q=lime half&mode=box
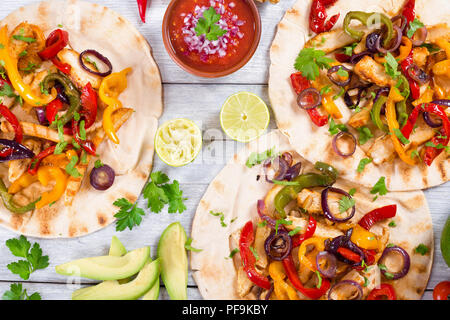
[220,92,270,142]
[155,118,202,167]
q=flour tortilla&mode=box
[268,0,450,191]
[0,0,162,238]
[191,130,433,300]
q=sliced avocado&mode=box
[109,236,127,257]
[72,259,160,300]
[142,277,160,300]
[157,222,188,300]
[55,247,150,280]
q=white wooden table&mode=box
[0,0,448,300]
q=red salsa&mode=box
[168,0,256,73]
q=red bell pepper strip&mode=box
[239,221,271,290]
[292,215,317,248]
[80,83,98,129]
[0,147,13,158]
[400,103,421,139]
[400,52,420,100]
[51,57,71,75]
[137,0,148,23]
[27,145,56,175]
[282,255,331,299]
[309,0,339,34]
[0,104,23,143]
[401,0,415,24]
[424,127,449,166]
[46,99,64,124]
[367,283,397,300]
[72,120,97,156]
[290,72,328,127]
[358,205,397,230]
[337,247,362,263]
[39,29,69,60]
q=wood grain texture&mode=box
[0,0,448,300]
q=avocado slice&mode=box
[157,222,188,300]
[109,236,127,257]
[55,247,150,280]
[142,277,160,300]
[72,259,161,300]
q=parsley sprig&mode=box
[2,283,41,300]
[5,236,49,280]
[294,47,333,80]
[195,7,228,41]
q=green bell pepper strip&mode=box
[0,179,39,214]
[395,75,410,128]
[43,72,81,129]
[343,11,393,47]
[370,95,389,133]
[274,162,338,218]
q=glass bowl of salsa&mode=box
[162,0,261,78]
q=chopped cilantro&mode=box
[294,47,333,80]
[357,158,372,173]
[338,196,355,213]
[414,243,429,256]
[370,177,388,198]
[357,126,374,145]
[246,147,279,168]
[328,117,348,135]
[184,237,202,252]
[407,18,425,39]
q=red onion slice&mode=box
[327,65,352,87]
[263,156,289,183]
[378,245,410,280]
[325,230,366,267]
[366,32,381,53]
[264,230,292,261]
[90,164,115,190]
[321,187,356,222]
[406,64,429,84]
[316,251,337,278]
[431,99,450,108]
[423,112,442,128]
[284,162,302,181]
[391,15,407,33]
[376,25,402,54]
[35,107,49,126]
[79,49,113,77]
[332,131,356,158]
[297,88,321,110]
[328,280,363,300]
[411,27,427,46]
[257,200,277,228]
[350,51,372,64]
[281,152,293,166]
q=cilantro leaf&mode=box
[393,128,410,144]
[357,158,372,173]
[65,155,82,178]
[383,52,401,79]
[388,220,396,227]
[249,246,259,261]
[414,243,429,256]
[338,196,355,213]
[209,211,227,227]
[6,236,31,258]
[226,248,239,259]
[195,7,228,41]
[275,219,292,235]
[246,147,279,168]
[407,18,425,39]
[328,117,348,135]
[12,35,36,43]
[288,227,302,236]
[7,260,31,280]
[94,159,104,168]
[162,180,187,213]
[357,126,374,145]
[370,177,388,198]
[27,243,49,271]
[0,82,18,98]
[294,48,333,80]
[2,283,41,300]
[113,198,146,231]
[184,237,202,252]
[144,182,168,213]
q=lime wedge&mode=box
[155,118,202,167]
[220,92,270,142]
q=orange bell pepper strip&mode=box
[99,68,132,144]
[268,261,299,300]
[350,225,379,250]
[386,87,416,166]
[35,166,68,209]
[298,237,326,272]
[375,37,412,63]
[432,38,450,77]
[0,26,57,106]
[412,87,434,107]
[8,173,39,194]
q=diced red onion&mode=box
[79,50,113,77]
[332,131,356,158]
[321,187,356,222]
[378,245,410,280]
[264,230,292,261]
[327,65,352,87]
[376,25,402,54]
[316,251,337,278]
[297,88,321,110]
[328,280,363,300]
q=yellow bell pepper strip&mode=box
[386,87,416,166]
[99,68,132,144]
[312,72,342,119]
[298,237,326,272]
[375,37,412,64]
[350,225,379,250]
[435,38,450,58]
[35,166,68,209]
[0,26,57,106]
[8,172,38,194]
[268,261,299,300]
[432,38,450,77]
[412,87,434,107]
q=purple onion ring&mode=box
[321,187,356,222]
[411,27,427,46]
[391,15,407,33]
[281,152,293,166]
[376,25,402,54]
[257,200,277,228]
[316,251,337,278]
[350,51,372,64]
[79,49,113,77]
[423,112,442,128]
[90,164,115,191]
[431,99,450,108]
[407,64,429,84]
[35,107,49,126]
[263,156,289,183]
[328,280,363,300]
[332,131,357,158]
[378,245,411,280]
[327,65,352,87]
[264,229,292,261]
[284,162,302,181]
[325,229,366,267]
[297,87,321,110]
